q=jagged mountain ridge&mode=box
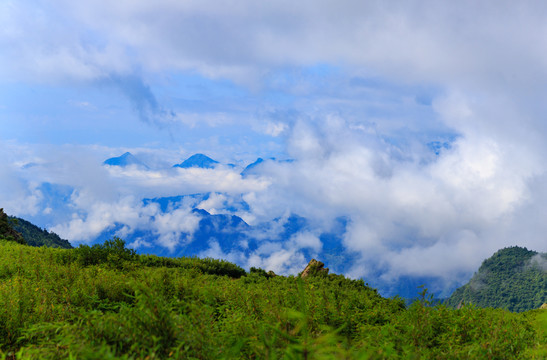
[95,194,343,261]
[103,152,292,176]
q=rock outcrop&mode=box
[300,259,329,278]
[540,303,547,310]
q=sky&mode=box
[2,0,547,294]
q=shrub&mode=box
[73,237,136,269]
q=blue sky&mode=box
[2,0,547,292]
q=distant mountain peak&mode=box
[103,152,149,169]
[174,153,219,169]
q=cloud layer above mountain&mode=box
[2,1,547,295]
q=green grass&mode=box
[0,238,544,359]
[523,309,547,359]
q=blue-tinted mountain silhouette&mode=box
[241,157,295,177]
[94,193,346,263]
[103,152,149,168]
[173,154,219,169]
[241,158,264,177]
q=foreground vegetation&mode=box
[0,238,545,359]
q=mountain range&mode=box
[103,152,274,175]
[95,193,349,270]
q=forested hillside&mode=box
[8,216,72,249]
[0,208,25,245]
[0,238,545,359]
[446,246,547,312]
[1,209,72,249]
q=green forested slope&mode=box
[0,208,25,245]
[0,239,545,359]
[446,246,547,312]
[9,216,72,249]
[0,208,72,249]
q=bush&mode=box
[139,254,246,278]
[73,237,136,269]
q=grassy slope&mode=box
[529,310,547,357]
[0,239,544,359]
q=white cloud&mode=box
[235,107,545,290]
[529,254,547,272]
[245,246,308,275]
[151,207,201,250]
[198,240,248,265]
[50,196,148,242]
[0,144,45,216]
[105,165,269,197]
[262,121,289,137]
[196,193,227,215]
[2,0,547,93]
[291,232,322,253]
[129,237,153,250]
